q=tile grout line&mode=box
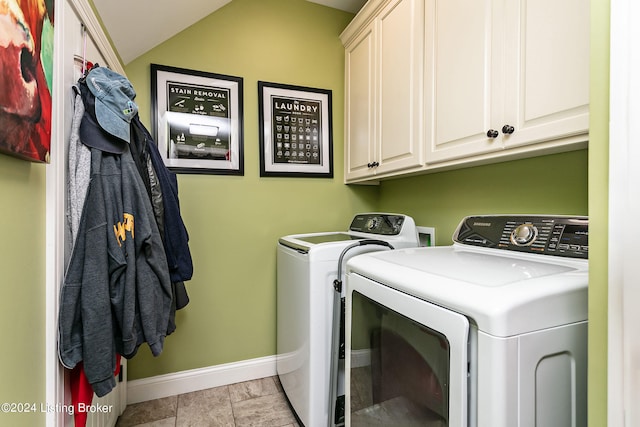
[226,383,238,427]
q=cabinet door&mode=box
[345,22,376,181]
[502,0,589,149]
[425,0,504,163]
[375,0,424,174]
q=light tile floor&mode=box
[115,376,299,427]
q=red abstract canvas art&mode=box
[0,0,54,163]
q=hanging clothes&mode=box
[68,356,121,427]
[132,117,193,284]
[58,142,173,395]
[59,68,194,427]
[66,87,91,248]
[59,67,174,398]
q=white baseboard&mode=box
[126,355,277,404]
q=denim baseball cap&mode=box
[86,67,138,143]
[79,82,127,154]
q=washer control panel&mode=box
[453,215,588,259]
[349,213,406,236]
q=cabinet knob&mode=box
[367,161,379,168]
[502,125,515,134]
[487,129,499,138]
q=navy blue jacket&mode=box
[132,116,193,285]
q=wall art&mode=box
[0,0,54,163]
[151,64,244,175]
[258,81,333,178]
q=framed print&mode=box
[0,0,54,163]
[258,81,333,178]
[151,64,244,175]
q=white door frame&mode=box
[45,0,124,424]
[608,0,640,425]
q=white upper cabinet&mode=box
[342,0,588,183]
[425,0,589,163]
[342,0,424,182]
[343,19,376,181]
[502,0,589,150]
[424,0,501,162]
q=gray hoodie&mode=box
[58,146,172,397]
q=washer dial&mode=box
[510,223,538,246]
[365,217,380,231]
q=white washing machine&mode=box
[277,213,422,427]
[344,215,588,427]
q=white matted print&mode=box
[151,64,243,175]
[258,81,333,178]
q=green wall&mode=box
[124,0,378,380]
[0,157,46,426]
[588,0,610,424]
[378,150,588,245]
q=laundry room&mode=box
[0,0,616,426]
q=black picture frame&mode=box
[151,64,244,175]
[258,81,333,178]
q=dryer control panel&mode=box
[453,215,588,259]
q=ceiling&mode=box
[92,0,367,64]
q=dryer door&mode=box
[346,273,471,427]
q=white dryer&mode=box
[277,213,421,427]
[344,215,588,427]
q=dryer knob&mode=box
[510,223,538,246]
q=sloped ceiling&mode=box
[92,0,367,64]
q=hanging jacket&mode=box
[58,146,172,397]
[128,116,164,241]
[132,116,193,285]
